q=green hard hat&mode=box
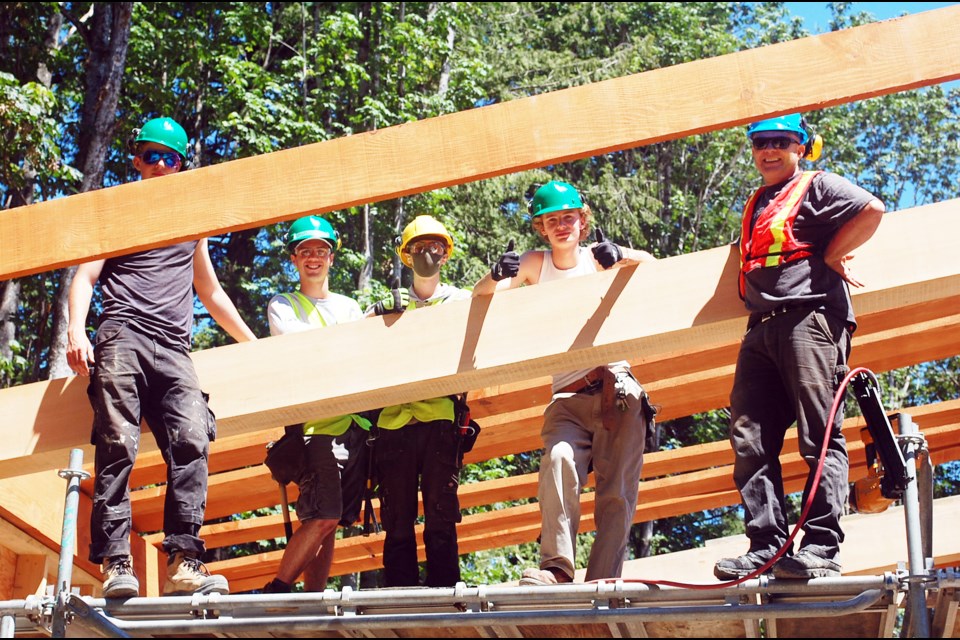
[285,215,342,252]
[531,181,583,217]
[135,117,188,158]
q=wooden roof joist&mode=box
[3,200,959,483]
[1,6,959,281]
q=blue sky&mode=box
[783,1,958,32]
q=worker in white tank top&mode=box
[473,180,658,586]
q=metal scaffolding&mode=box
[0,413,952,639]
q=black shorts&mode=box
[295,423,369,525]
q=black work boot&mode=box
[713,551,776,580]
[262,578,292,593]
[773,549,841,579]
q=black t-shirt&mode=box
[98,241,199,352]
[742,172,877,327]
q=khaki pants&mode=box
[537,374,649,581]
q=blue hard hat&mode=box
[746,114,809,145]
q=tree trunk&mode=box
[0,280,20,386]
[355,2,377,293]
[47,2,134,380]
[431,2,456,99]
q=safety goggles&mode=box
[751,136,800,151]
[138,149,183,168]
[294,245,332,259]
[406,240,447,256]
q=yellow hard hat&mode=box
[396,215,454,268]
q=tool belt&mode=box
[263,425,306,486]
[556,366,630,432]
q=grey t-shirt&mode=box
[98,241,199,352]
[741,172,876,328]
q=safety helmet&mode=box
[285,215,341,252]
[746,113,809,145]
[530,181,583,217]
[134,117,189,158]
[746,113,823,161]
[396,215,454,268]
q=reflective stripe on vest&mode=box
[738,170,820,298]
[376,397,456,431]
[280,291,328,327]
[303,413,372,437]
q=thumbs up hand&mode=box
[591,227,623,270]
[372,285,410,315]
[490,239,521,281]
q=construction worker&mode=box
[262,215,371,593]
[66,117,258,598]
[366,215,473,587]
[713,114,884,581]
[473,180,657,586]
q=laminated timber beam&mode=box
[1,6,959,281]
[3,200,960,481]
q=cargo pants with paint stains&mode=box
[87,321,216,563]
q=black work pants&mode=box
[374,421,462,587]
[87,322,214,563]
[729,309,851,559]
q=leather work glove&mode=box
[373,287,410,315]
[591,228,623,270]
[490,239,520,281]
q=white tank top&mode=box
[538,247,630,393]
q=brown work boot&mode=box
[163,551,229,596]
[518,567,573,586]
[102,555,140,598]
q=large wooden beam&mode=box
[3,202,959,481]
[2,7,959,280]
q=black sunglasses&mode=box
[139,149,182,167]
[751,136,800,151]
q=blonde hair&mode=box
[531,205,593,243]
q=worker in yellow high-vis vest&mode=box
[262,215,371,593]
[366,215,474,587]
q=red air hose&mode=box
[601,366,877,591]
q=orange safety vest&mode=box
[739,170,821,299]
